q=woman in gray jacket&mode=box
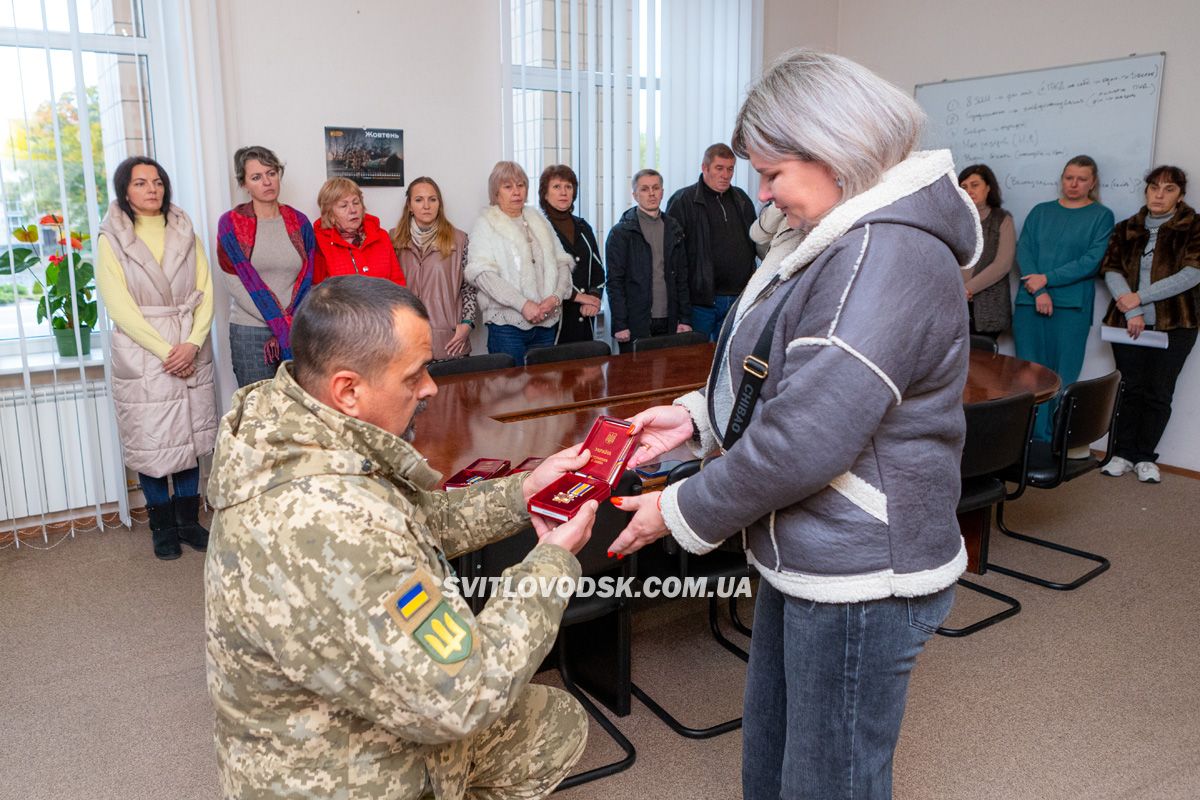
[609,50,976,799]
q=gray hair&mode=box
[731,49,926,200]
[487,160,529,205]
[291,276,429,392]
[631,168,662,191]
[233,145,285,185]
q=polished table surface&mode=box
[413,343,1060,478]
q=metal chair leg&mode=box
[987,502,1110,591]
[936,578,1021,637]
[729,595,753,638]
[555,640,636,791]
[630,682,742,739]
[708,595,749,662]
[630,596,746,739]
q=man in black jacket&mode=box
[666,143,758,340]
[605,169,692,353]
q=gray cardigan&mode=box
[663,151,980,603]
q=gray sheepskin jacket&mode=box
[663,150,981,603]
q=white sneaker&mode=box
[1101,456,1134,477]
[1135,461,1161,483]
[1067,446,1093,460]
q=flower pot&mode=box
[53,326,91,358]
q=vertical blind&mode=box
[0,0,161,546]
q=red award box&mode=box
[443,458,511,489]
[528,416,639,522]
[508,456,545,475]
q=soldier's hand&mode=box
[533,500,598,555]
[522,445,591,504]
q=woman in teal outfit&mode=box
[1014,155,1115,442]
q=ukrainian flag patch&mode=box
[396,583,430,620]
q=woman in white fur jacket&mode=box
[464,161,574,365]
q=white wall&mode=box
[761,0,1200,471]
[204,0,503,390]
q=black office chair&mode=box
[524,340,611,365]
[631,331,710,352]
[463,471,640,790]
[970,334,999,354]
[427,353,514,377]
[987,371,1123,591]
[628,459,750,739]
[936,391,1036,637]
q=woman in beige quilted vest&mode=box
[97,156,218,560]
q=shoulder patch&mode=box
[384,568,474,676]
[385,568,441,633]
[414,602,474,675]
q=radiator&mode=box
[0,381,122,521]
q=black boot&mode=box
[174,495,209,551]
[147,502,181,561]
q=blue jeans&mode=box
[742,580,955,800]
[486,323,556,366]
[138,466,200,506]
[690,294,737,341]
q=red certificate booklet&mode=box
[443,458,511,489]
[528,416,639,522]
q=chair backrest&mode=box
[631,331,710,352]
[961,392,1035,479]
[1052,370,1123,453]
[427,353,514,378]
[969,334,998,354]
[525,339,611,365]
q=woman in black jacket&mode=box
[538,165,605,342]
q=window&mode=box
[501,0,760,238]
[0,0,156,352]
[0,0,168,540]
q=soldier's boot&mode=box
[174,495,209,551]
[147,501,182,561]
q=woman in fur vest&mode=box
[464,161,574,365]
[97,157,217,560]
[1099,165,1200,483]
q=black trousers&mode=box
[1110,326,1197,463]
[618,317,669,354]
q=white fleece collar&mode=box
[734,150,982,331]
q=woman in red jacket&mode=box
[312,177,405,285]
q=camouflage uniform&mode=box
[204,364,587,799]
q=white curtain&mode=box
[660,0,761,201]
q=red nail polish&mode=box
[617,554,625,560]
[607,551,614,558]
[610,497,623,507]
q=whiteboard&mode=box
[916,53,1164,230]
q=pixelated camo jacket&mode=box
[203,363,580,799]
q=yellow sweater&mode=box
[96,214,214,361]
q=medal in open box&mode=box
[529,416,639,522]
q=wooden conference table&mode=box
[414,343,1058,476]
[412,344,1056,714]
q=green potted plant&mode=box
[0,214,98,357]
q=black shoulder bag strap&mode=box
[721,276,804,451]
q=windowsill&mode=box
[0,348,106,376]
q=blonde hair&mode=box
[731,49,926,200]
[391,177,458,258]
[487,160,529,206]
[317,177,364,228]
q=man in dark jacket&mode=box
[666,143,758,340]
[606,169,692,353]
